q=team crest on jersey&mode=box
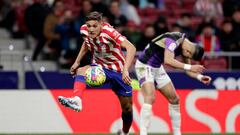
[168,43,177,51]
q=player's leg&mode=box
[73,65,90,98]
[140,82,155,135]
[58,65,90,112]
[117,95,133,135]
[135,60,155,135]
[155,66,181,135]
[158,82,181,135]
[107,69,133,135]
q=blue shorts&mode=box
[103,68,132,97]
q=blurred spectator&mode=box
[55,10,76,52]
[14,0,29,38]
[62,0,81,16]
[123,20,141,47]
[0,1,16,36]
[153,16,169,35]
[138,0,161,9]
[0,0,29,38]
[196,23,221,53]
[90,0,109,17]
[171,23,182,32]
[157,0,165,10]
[75,0,92,33]
[107,0,127,33]
[55,10,78,68]
[177,13,195,41]
[137,24,156,51]
[222,0,240,17]
[230,8,240,69]
[231,8,240,41]
[139,0,157,9]
[128,0,139,7]
[219,19,237,51]
[120,0,141,26]
[24,0,50,60]
[194,0,223,19]
[196,16,220,36]
[0,0,10,18]
[43,0,65,60]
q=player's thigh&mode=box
[107,69,132,97]
[158,81,176,99]
[154,66,179,103]
[118,95,132,113]
[135,60,154,87]
[158,82,179,104]
[154,66,171,89]
[77,65,90,76]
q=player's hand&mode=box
[122,69,131,85]
[190,65,205,73]
[70,62,80,76]
[200,75,212,85]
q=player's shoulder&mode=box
[102,22,115,33]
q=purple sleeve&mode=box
[165,38,177,52]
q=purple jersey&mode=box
[138,32,186,67]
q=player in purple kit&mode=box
[135,32,212,135]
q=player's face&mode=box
[86,20,102,38]
[182,49,192,59]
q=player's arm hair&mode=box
[74,42,89,64]
[120,39,136,71]
[164,49,189,70]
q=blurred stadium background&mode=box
[0,0,239,134]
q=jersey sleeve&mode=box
[80,24,88,36]
[165,38,178,52]
[102,24,125,45]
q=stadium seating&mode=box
[203,57,228,71]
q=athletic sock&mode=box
[140,103,152,135]
[73,75,86,99]
[169,103,181,135]
[122,111,133,134]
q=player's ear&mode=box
[192,45,204,61]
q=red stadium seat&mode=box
[203,57,228,71]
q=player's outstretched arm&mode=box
[70,43,89,76]
[183,58,212,85]
[185,71,212,85]
[120,39,136,85]
[164,49,205,73]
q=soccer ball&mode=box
[85,65,106,87]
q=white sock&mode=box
[73,96,81,101]
[169,104,181,135]
[140,103,152,135]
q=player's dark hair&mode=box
[86,11,103,22]
[192,45,204,61]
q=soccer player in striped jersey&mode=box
[58,11,136,135]
[135,32,212,135]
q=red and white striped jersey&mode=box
[80,23,126,72]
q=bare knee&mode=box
[77,65,90,76]
[122,101,132,114]
[142,84,156,104]
[144,94,156,104]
